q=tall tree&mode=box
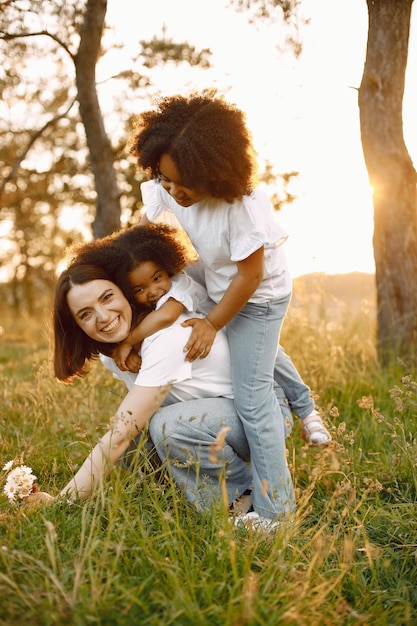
[358,0,417,366]
[0,0,307,314]
[0,0,120,238]
[75,0,120,238]
[232,0,417,366]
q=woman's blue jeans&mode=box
[149,398,253,511]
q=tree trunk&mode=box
[358,0,417,366]
[75,0,121,238]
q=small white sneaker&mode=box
[233,511,280,532]
[300,410,332,446]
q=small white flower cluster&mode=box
[2,460,37,503]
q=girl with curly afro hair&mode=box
[129,91,331,527]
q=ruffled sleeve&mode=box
[141,179,185,229]
[156,273,201,313]
[228,190,288,262]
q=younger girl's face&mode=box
[158,153,208,207]
[67,279,132,343]
[128,261,172,308]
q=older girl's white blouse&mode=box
[141,179,292,304]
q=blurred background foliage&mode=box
[0,0,299,314]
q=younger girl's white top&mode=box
[157,271,214,316]
[141,179,292,304]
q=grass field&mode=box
[1,278,416,625]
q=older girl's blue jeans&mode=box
[186,260,314,419]
[226,295,295,519]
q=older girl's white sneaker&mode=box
[233,511,280,532]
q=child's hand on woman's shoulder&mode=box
[124,350,142,373]
[113,343,142,373]
[113,342,134,371]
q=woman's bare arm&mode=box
[60,383,172,500]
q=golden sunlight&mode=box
[103,0,416,277]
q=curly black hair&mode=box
[112,223,192,301]
[65,231,123,285]
[64,223,192,307]
[129,89,257,203]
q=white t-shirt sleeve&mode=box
[141,179,171,223]
[228,191,288,262]
[99,354,137,390]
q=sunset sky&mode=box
[104,0,417,277]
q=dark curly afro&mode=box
[129,89,257,203]
[64,223,192,306]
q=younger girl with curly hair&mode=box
[129,90,331,527]
[110,223,214,370]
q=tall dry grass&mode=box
[1,283,416,625]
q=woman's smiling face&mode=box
[67,279,132,343]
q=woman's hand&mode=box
[181,317,217,362]
[22,491,55,510]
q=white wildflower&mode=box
[2,460,14,472]
[3,464,37,503]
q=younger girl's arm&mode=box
[60,383,172,501]
[182,247,264,362]
[114,298,185,371]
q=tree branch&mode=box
[0,97,76,200]
[0,30,75,61]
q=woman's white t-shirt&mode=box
[141,179,292,304]
[100,313,233,403]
